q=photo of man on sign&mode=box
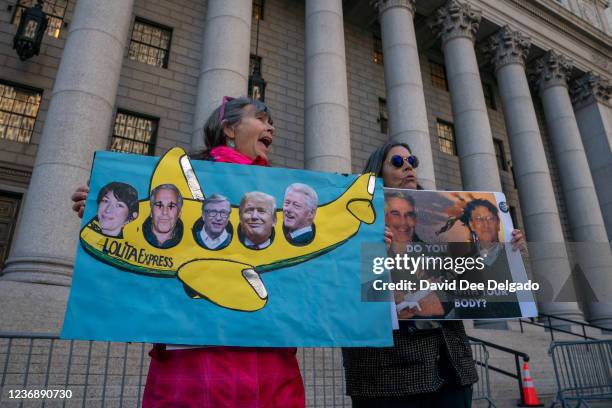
[383,190,446,320]
[238,191,277,250]
[381,189,536,320]
[193,194,232,250]
[282,183,317,246]
[143,184,184,249]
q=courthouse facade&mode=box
[0,0,611,332]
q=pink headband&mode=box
[218,96,235,122]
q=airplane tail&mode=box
[149,147,204,200]
[345,174,377,225]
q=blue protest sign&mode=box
[61,148,392,347]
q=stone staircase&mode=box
[467,319,612,407]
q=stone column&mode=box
[192,0,252,151]
[431,1,504,329]
[532,51,612,328]
[570,73,612,240]
[304,0,351,173]
[430,0,501,191]
[372,0,435,189]
[484,27,582,320]
[0,0,135,332]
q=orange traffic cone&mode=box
[519,361,543,407]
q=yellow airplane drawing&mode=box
[80,147,377,312]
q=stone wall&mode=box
[115,0,206,155]
[0,0,576,237]
[0,0,77,185]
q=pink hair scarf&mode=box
[209,146,269,167]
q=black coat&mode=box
[342,322,478,396]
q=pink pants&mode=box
[143,345,305,408]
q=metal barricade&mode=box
[470,341,497,408]
[0,334,355,408]
[298,348,350,408]
[469,335,530,405]
[0,333,149,407]
[1,333,492,407]
[549,339,612,408]
[300,343,494,407]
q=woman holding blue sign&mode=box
[72,97,305,408]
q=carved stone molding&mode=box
[570,71,612,108]
[430,0,482,44]
[370,0,416,16]
[483,25,532,71]
[590,52,610,72]
[529,50,574,93]
[578,0,603,30]
[509,0,611,71]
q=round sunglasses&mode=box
[388,154,419,169]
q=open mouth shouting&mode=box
[258,134,273,150]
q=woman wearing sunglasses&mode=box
[71,97,305,408]
[343,141,525,408]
